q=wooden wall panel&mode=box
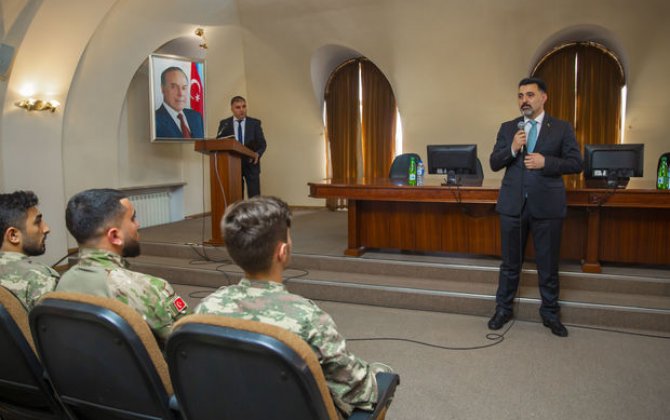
[599,208,670,264]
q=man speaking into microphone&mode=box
[488,77,582,337]
[216,96,267,198]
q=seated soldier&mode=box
[195,196,394,416]
[57,188,188,345]
[0,191,59,310]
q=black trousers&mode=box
[242,171,260,198]
[495,203,564,320]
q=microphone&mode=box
[517,120,526,155]
[216,121,229,138]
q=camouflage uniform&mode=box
[57,248,188,341]
[0,251,59,310]
[195,278,393,416]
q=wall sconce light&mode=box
[195,27,208,49]
[15,98,60,112]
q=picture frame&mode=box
[149,53,206,142]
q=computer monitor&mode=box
[427,144,480,185]
[584,143,644,188]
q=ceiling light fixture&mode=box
[195,28,208,49]
[15,98,60,112]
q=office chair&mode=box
[167,314,400,420]
[475,157,484,179]
[388,153,421,179]
[29,292,180,420]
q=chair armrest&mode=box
[348,372,400,420]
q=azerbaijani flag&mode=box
[190,61,204,114]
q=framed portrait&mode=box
[149,53,206,142]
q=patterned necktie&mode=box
[178,113,191,139]
[527,120,538,153]
[237,120,244,144]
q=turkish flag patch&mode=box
[172,296,188,313]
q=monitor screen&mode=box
[427,144,477,176]
[584,143,644,179]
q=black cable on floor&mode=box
[183,268,311,299]
[347,318,670,352]
[188,243,231,264]
[283,269,310,281]
[348,319,516,351]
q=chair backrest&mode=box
[388,153,421,179]
[0,286,67,420]
[29,291,177,420]
[167,314,341,420]
[475,157,484,178]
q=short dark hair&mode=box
[66,189,127,244]
[0,191,39,247]
[161,67,187,86]
[519,77,547,93]
[222,196,292,274]
[230,96,246,106]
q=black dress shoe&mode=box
[542,318,568,337]
[488,311,512,330]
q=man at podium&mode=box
[216,96,267,197]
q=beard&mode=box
[22,235,46,257]
[122,237,141,258]
[521,106,533,117]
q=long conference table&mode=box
[308,178,670,273]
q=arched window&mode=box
[324,58,400,187]
[533,42,626,148]
[533,42,625,187]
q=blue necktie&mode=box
[527,120,538,153]
[237,120,244,144]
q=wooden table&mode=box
[308,178,670,273]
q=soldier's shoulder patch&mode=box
[172,295,188,313]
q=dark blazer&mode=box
[155,105,204,139]
[216,116,267,175]
[490,114,583,218]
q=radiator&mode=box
[128,191,171,228]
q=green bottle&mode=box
[408,156,417,186]
[658,156,669,190]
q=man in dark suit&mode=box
[488,77,583,337]
[216,96,267,197]
[155,67,204,139]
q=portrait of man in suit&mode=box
[154,66,204,139]
[216,96,267,197]
[487,77,583,337]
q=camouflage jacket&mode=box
[194,278,392,416]
[57,248,188,341]
[0,251,59,310]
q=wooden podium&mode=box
[195,139,257,245]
